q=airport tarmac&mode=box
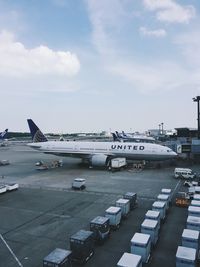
[0,143,197,267]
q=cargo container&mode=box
[110,158,126,171]
[187,216,200,231]
[145,210,161,230]
[161,188,172,202]
[193,194,200,201]
[116,198,130,218]
[188,206,200,218]
[117,252,142,267]
[105,206,121,229]
[123,192,137,210]
[157,194,170,210]
[90,216,110,244]
[182,229,199,250]
[43,248,72,267]
[176,246,196,267]
[191,200,200,207]
[70,230,94,264]
[130,232,151,263]
[152,201,166,220]
[141,219,159,245]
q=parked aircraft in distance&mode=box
[27,119,177,167]
[113,131,155,143]
[0,129,8,147]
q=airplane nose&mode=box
[172,151,178,157]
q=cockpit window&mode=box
[167,149,172,152]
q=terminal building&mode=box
[150,127,200,162]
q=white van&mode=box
[174,168,196,179]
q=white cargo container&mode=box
[161,188,172,202]
[141,219,159,245]
[145,210,161,230]
[195,186,200,194]
[152,201,166,220]
[117,252,142,267]
[188,206,200,218]
[187,216,200,231]
[157,194,169,210]
[116,198,130,218]
[176,246,196,267]
[182,229,199,250]
[130,232,151,263]
[105,206,121,229]
[193,194,200,201]
[111,158,126,171]
[191,200,200,207]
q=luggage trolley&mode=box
[43,248,72,267]
[90,216,110,244]
[70,230,94,264]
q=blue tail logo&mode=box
[0,129,8,139]
[27,119,48,143]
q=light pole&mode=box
[161,122,164,135]
[158,124,161,135]
[193,96,200,139]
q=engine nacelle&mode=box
[90,154,108,167]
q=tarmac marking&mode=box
[0,234,23,267]
[171,179,182,198]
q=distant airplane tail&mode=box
[0,129,8,139]
[112,132,122,142]
[122,131,127,137]
[27,119,48,143]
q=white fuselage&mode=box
[27,141,177,161]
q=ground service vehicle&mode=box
[174,168,196,180]
[175,192,190,207]
[72,178,86,190]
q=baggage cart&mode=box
[90,216,110,244]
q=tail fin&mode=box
[122,131,127,137]
[0,129,8,139]
[112,132,118,141]
[27,119,48,142]
[112,132,121,142]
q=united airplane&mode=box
[27,119,177,167]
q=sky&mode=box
[0,0,200,133]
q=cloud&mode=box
[0,30,80,77]
[108,61,199,93]
[143,0,195,23]
[139,27,166,37]
[86,0,200,95]
[86,0,126,54]
[174,31,200,67]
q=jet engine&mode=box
[90,154,108,167]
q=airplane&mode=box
[27,119,177,167]
[113,131,155,143]
[0,129,8,147]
